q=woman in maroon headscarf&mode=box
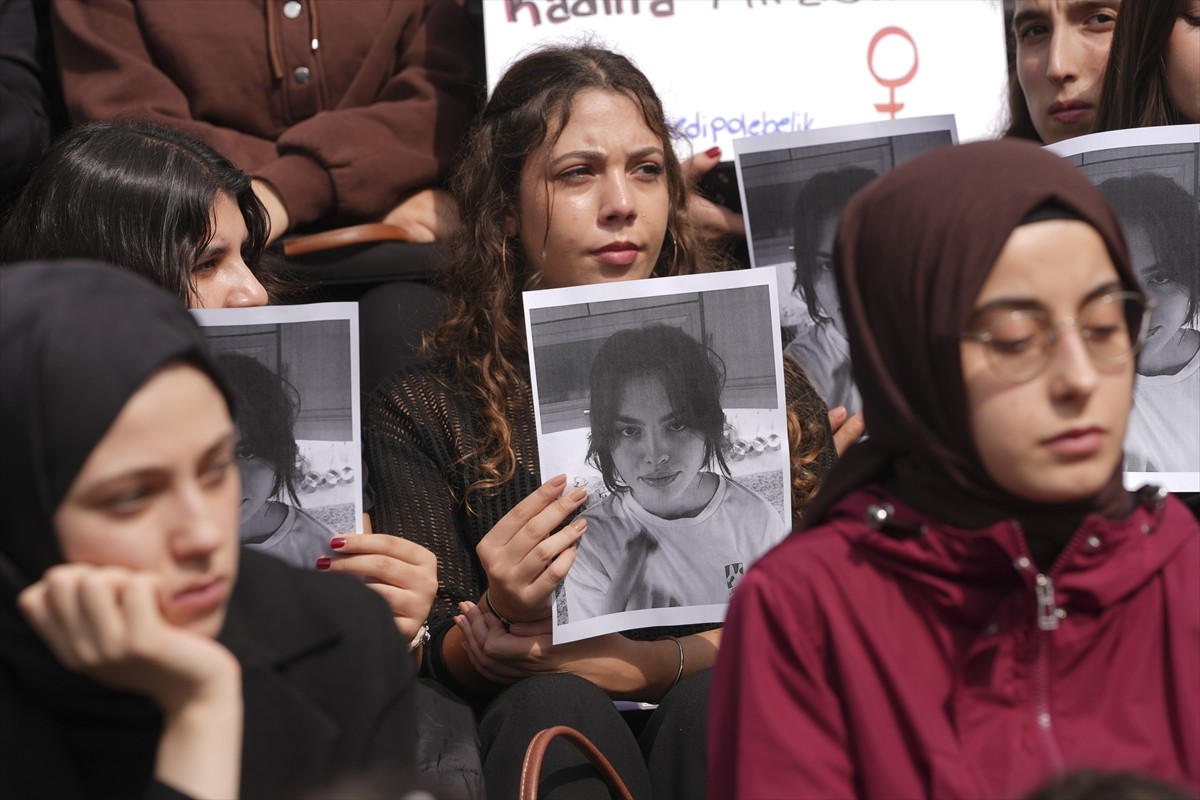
[708,139,1199,800]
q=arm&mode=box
[457,604,722,703]
[708,566,855,799]
[52,0,477,231]
[18,565,243,799]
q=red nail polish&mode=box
[316,556,332,570]
[330,537,346,549]
[704,146,721,159]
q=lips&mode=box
[170,576,227,615]
[1040,426,1105,458]
[592,242,641,266]
[639,471,680,489]
[1048,99,1093,125]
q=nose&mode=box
[228,260,269,308]
[1046,325,1099,401]
[169,480,230,564]
[642,431,670,465]
[599,173,636,225]
[1046,29,1081,85]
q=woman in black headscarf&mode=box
[709,140,1199,799]
[0,261,417,798]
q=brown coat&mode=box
[53,0,478,229]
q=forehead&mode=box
[616,373,674,415]
[974,219,1119,307]
[541,89,659,157]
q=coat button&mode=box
[283,1,302,19]
[293,66,311,84]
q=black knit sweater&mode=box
[365,358,834,702]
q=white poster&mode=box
[1046,125,1200,494]
[191,303,365,568]
[483,0,1007,154]
[524,270,790,643]
[734,115,957,415]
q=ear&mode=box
[505,210,519,237]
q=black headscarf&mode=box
[0,260,234,794]
[806,140,1139,556]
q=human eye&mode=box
[98,485,152,517]
[1016,20,1049,42]
[666,420,689,433]
[816,258,834,274]
[985,314,1044,354]
[617,425,641,439]
[555,165,593,184]
[192,258,218,276]
[201,454,237,485]
[634,162,664,180]
[1141,270,1172,287]
[1085,8,1117,29]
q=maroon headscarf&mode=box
[805,139,1139,551]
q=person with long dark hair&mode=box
[1095,0,1200,130]
[0,121,276,307]
[366,42,836,798]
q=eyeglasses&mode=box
[961,290,1153,382]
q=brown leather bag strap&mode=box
[519,725,635,800]
[281,223,412,257]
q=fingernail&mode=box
[549,474,567,487]
[568,487,587,503]
[330,537,346,549]
[704,146,721,158]
[573,518,588,532]
[831,406,846,420]
[315,557,332,570]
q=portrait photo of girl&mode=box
[1100,171,1200,475]
[525,272,790,642]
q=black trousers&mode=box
[478,670,710,800]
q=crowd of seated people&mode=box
[1,1,1198,798]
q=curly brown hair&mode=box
[427,43,829,515]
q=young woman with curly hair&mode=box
[365,42,837,799]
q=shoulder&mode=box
[226,551,405,663]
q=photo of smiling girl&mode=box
[1099,172,1200,474]
[563,323,787,628]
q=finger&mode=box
[683,147,721,184]
[323,551,428,586]
[529,529,582,597]
[330,533,436,567]
[518,516,586,582]
[833,412,866,456]
[508,617,552,637]
[828,406,848,430]
[482,474,569,550]
[77,569,135,662]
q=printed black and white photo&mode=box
[734,117,958,417]
[1047,126,1200,493]
[192,303,364,568]
[524,271,789,643]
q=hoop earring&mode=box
[671,231,680,270]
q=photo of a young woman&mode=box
[218,353,335,568]
[1099,172,1200,473]
[564,324,787,624]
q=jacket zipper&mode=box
[1032,571,1065,773]
[1013,521,1069,775]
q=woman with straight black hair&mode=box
[0,120,276,307]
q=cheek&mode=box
[55,510,158,570]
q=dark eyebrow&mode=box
[968,280,1124,322]
[1012,5,1047,33]
[548,146,664,169]
[196,241,229,262]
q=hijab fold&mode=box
[806,140,1139,557]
